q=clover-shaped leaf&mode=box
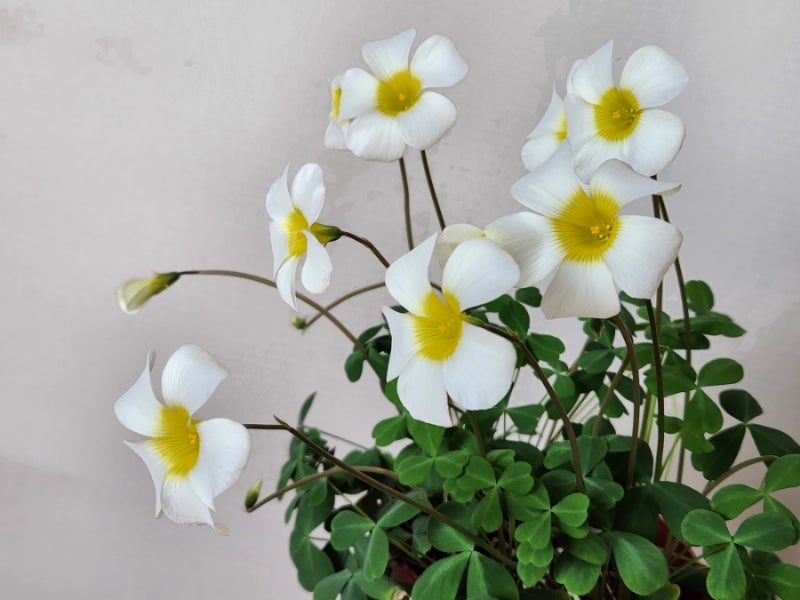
[497,461,534,495]
[734,512,795,552]
[711,484,763,519]
[680,509,730,546]
[763,454,800,493]
[552,493,589,528]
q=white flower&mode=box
[114,345,250,534]
[267,163,338,310]
[383,235,520,426]
[521,88,567,172]
[510,142,683,319]
[338,29,468,161]
[324,74,349,150]
[116,272,180,314]
[565,40,688,181]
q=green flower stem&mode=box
[702,455,778,496]
[592,355,630,436]
[303,282,386,329]
[399,157,413,251]
[645,300,666,482]
[245,464,399,512]
[420,150,446,230]
[652,194,665,328]
[274,416,516,570]
[179,269,367,358]
[339,231,391,268]
[479,322,585,492]
[610,315,642,489]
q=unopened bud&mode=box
[244,479,263,510]
[309,222,342,245]
[291,316,307,330]
[116,272,180,314]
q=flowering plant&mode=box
[115,30,800,600]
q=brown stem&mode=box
[399,157,413,251]
[611,316,642,489]
[702,455,778,495]
[645,300,666,481]
[304,282,386,328]
[591,355,630,436]
[420,150,446,230]
[340,231,391,268]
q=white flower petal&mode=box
[620,108,685,176]
[511,142,583,217]
[161,476,215,528]
[589,159,680,207]
[269,221,289,277]
[443,323,516,411]
[339,68,379,120]
[396,91,457,149]
[189,418,250,509]
[276,256,300,310]
[346,110,407,161]
[300,231,332,294]
[485,212,563,286]
[527,87,564,140]
[621,45,688,108]
[396,357,451,427]
[161,345,228,414]
[565,59,583,95]
[385,234,435,313]
[436,223,484,267]
[382,308,417,381]
[571,136,624,184]
[603,215,682,299]
[410,34,468,89]
[569,40,614,105]
[124,440,166,517]
[442,237,519,309]
[265,165,292,221]
[521,134,563,173]
[563,93,600,151]
[291,164,325,224]
[362,28,415,80]
[114,350,161,437]
[324,118,348,150]
[542,260,619,319]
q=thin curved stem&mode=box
[399,157,413,250]
[339,231,390,268]
[646,300,666,481]
[611,315,642,489]
[304,282,386,329]
[179,269,366,357]
[702,455,777,496]
[592,355,629,436]
[420,150,445,230]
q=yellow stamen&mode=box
[551,189,622,262]
[285,208,310,258]
[555,112,568,143]
[330,85,342,118]
[412,291,464,362]
[594,87,641,141]
[151,404,201,478]
[376,68,422,116]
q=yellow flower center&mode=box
[594,87,641,141]
[551,189,621,262]
[412,291,464,362]
[376,68,422,116]
[286,207,310,258]
[151,404,201,478]
[555,112,568,142]
[330,85,342,118]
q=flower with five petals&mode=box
[382,235,520,426]
[338,29,468,161]
[114,345,250,534]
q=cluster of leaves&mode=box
[256,282,800,600]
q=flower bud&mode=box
[244,479,263,510]
[291,316,307,330]
[309,222,342,245]
[116,272,180,314]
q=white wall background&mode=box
[2,0,799,597]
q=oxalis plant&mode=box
[113,31,800,600]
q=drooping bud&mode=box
[309,222,342,245]
[116,272,180,314]
[291,316,307,330]
[244,479,263,510]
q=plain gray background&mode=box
[2,0,799,597]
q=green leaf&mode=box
[290,531,335,591]
[577,436,607,475]
[371,415,408,446]
[681,509,731,546]
[697,357,744,387]
[711,484,763,519]
[543,440,573,470]
[764,454,800,493]
[564,533,609,566]
[507,481,550,520]
[719,389,762,422]
[467,552,519,600]
[584,476,625,510]
[340,579,366,600]
[472,487,503,532]
[645,364,696,397]
[686,280,714,314]
[527,333,565,364]
[497,461,534,495]
[313,570,351,600]
[610,532,669,595]
[685,389,724,434]
[553,554,600,596]
[295,490,334,535]
[412,554,469,600]
[552,493,589,528]
[459,456,496,492]
[515,286,542,307]
[579,348,616,374]
[351,572,400,600]
[363,526,389,581]
[691,424,746,480]
[734,512,795,551]
[331,511,374,550]
[764,563,800,599]
[553,373,576,399]
[412,515,431,554]
[705,543,746,600]
[651,482,711,543]
[298,392,316,427]
[514,511,552,549]
[499,299,531,337]
[614,486,659,541]
[663,416,683,434]
[366,348,389,380]
[642,583,681,600]
[688,312,746,337]
[376,492,424,528]
[517,541,554,566]
[406,418,445,457]
[517,561,548,589]
[763,496,800,544]
[506,404,545,435]
[428,502,477,552]
[750,424,800,457]
[344,350,365,382]
[435,449,470,479]
[396,454,434,486]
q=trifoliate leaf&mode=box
[497,461,534,495]
[458,456,495,491]
[610,532,669,595]
[411,552,469,600]
[506,404,545,435]
[406,418,445,457]
[396,454,434,486]
[330,511,373,550]
[553,554,600,596]
[514,511,551,549]
[552,493,589,528]
[719,388,762,422]
[434,449,470,479]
